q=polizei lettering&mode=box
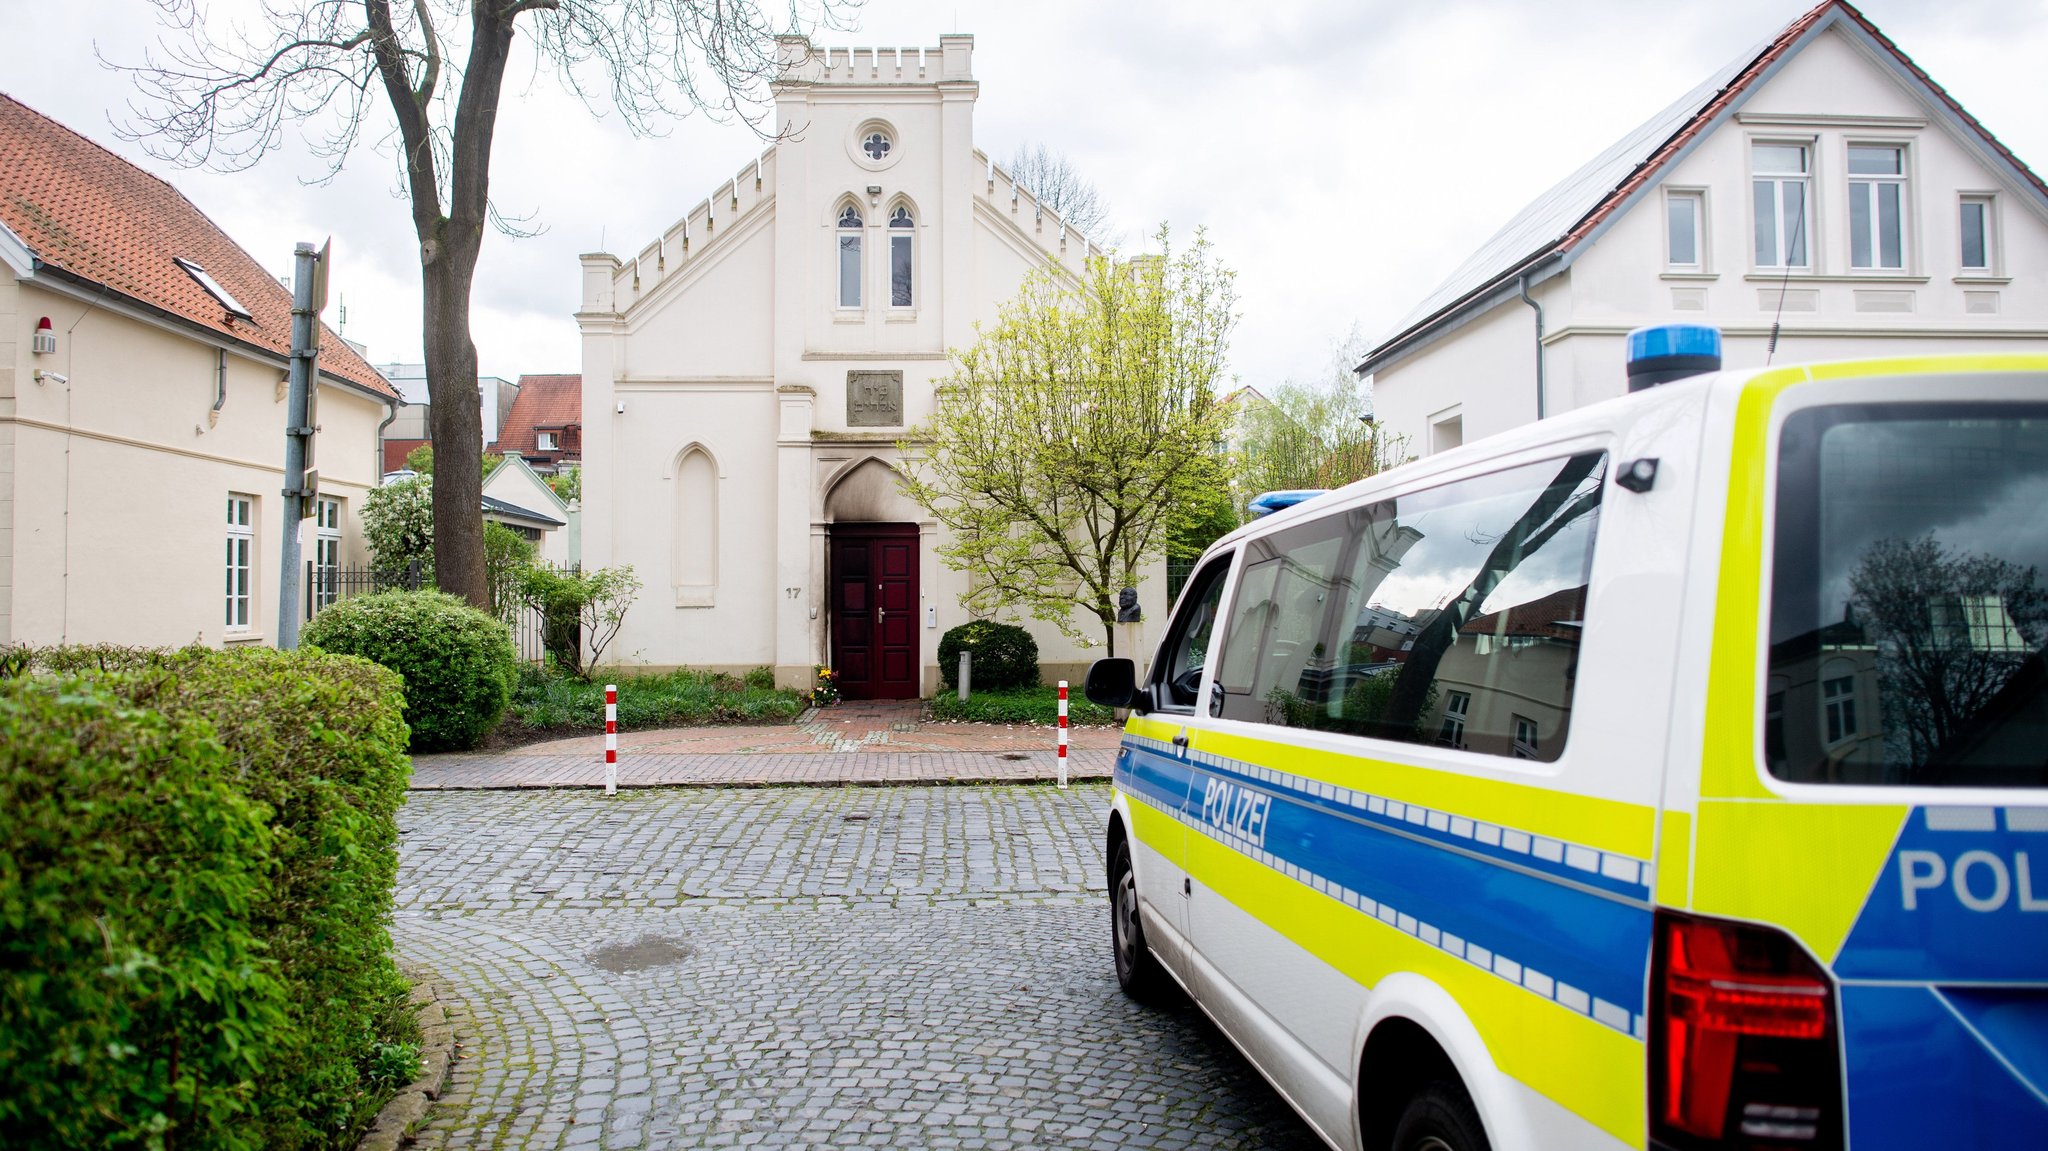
[1899,850,2048,913]
[1200,777,1272,849]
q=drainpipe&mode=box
[1519,273,1546,420]
[210,348,228,427]
[376,395,400,482]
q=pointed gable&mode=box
[1361,0,2048,375]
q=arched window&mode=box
[674,446,718,606]
[888,205,914,307]
[836,204,863,308]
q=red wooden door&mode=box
[829,523,920,700]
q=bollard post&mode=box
[957,651,971,703]
[1056,679,1069,789]
[604,683,618,796]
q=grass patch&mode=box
[929,684,1119,726]
[505,666,807,736]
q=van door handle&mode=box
[1172,731,1189,749]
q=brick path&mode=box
[396,785,1324,1150]
[412,702,1122,790]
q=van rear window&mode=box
[1768,403,2048,786]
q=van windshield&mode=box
[1768,402,2048,786]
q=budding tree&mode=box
[119,0,856,606]
[900,226,1238,655]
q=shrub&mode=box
[0,646,415,1149]
[507,666,806,732]
[360,475,434,584]
[483,522,535,621]
[937,620,1040,690]
[515,565,642,676]
[0,672,285,1150]
[305,589,515,752]
[743,666,776,691]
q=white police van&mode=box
[1085,327,2048,1151]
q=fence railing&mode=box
[308,562,575,665]
[1166,559,1198,602]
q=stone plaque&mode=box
[846,370,903,427]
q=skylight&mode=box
[174,257,253,321]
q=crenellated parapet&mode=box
[774,33,974,87]
[976,150,1105,265]
[586,146,778,315]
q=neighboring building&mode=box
[0,93,398,647]
[482,454,574,566]
[1360,0,2048,454]
[373,360,519,468]
[495,373,581,474]
[578,34,1163,696]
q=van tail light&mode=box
[1649,909,1842,1150]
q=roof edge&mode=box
[0,219,32,278]
[1356,255,1563,377]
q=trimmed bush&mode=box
[304,589,516,752]
[0,645,415,1149]
[508,665,806,732]
[930,684,1117,726]
[937,620,1041,690]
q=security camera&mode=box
[615,400,626,414]
[33,370,68,385]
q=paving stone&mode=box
[401,785,1323,1150]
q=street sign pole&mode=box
[277,240,327,648]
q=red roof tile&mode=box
[495,374,582,455]
[0,93,394,399]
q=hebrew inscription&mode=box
[847,370,904,427]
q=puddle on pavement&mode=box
[588,936,694,974]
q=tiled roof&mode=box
[1461,585,1588,641]
[1361,0,2048,375]
[495,374,581,454]
[0,93,394,399]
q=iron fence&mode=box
[1167,559,1198,602]
[306,562,575,665]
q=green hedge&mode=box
[929,684,1117,726]
[0,646,416,1150]
[303,590,516,752]
[508,666,806,732]
[937,621,1041,690]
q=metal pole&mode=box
[277,242,321,648]
[1056,680,1069,789]
[957,651,971,703]
[604,683,619,795]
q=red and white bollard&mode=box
[1056,679,1069,790]
[604,683,618,796]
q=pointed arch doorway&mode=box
[827,522,920,699]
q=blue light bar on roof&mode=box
[1248,489,1326,518]
[1625,323,1722,392]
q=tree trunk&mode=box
[422,246,488,608]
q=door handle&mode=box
[1171,730,1189,750]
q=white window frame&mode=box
[1751,140,1813,271]
[1846,141,1909,272]
[1822,674,1857,745]
[887,205,916,309]
[1513,714,1539,760]
[1437,690,1470,749]
[313,497,343,613]
[536,430,557,452]
[1958,193,1996,274]
[226,494,255,632]
[836,204,864,310]
[1664,188,1707,272]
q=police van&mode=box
[1084,330,2048,1151]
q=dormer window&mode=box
[537,431,557,452]
[888,206,915,307]
[175,257,253,321]
[837,205,863,308]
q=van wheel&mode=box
[1110,839,1172,1003]
[1391,1080,1490,1151]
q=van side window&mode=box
[1209,452,1606,762]
[1150,554,1232,712]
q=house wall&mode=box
[2,279,386,647]
[1373,22,2048,450]
[481,459,571,566]
[579,35,1163,691]
[1369,292,1546,458]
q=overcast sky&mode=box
[4,1,2044,387]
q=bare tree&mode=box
[117,0,857,606]
[1004,142,1109,239]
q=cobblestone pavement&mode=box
[412,703,1123,790]
[397,784,1326,1150]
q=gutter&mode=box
[1357,251,1564,378]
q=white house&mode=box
[1361,0,2048,453]
[481,454,574,567]
[577,34,1165,697]
[1,93,396,648]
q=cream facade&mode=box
[1,270,390,648]
[1365,5,2048,453]
[579,34,1163,695]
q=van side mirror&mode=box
[1084,657,1142,711]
